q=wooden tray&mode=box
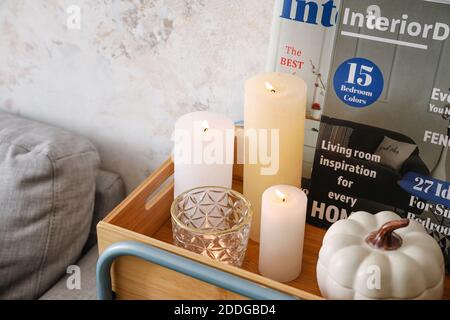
[97,158,450,300]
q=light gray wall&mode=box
[324,0,450,173]
[0,0,274,192]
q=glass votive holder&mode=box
[170,186,252,267]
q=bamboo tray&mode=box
[97,158,450,300]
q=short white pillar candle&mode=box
[173,111,234,197]
[259,185,307,283]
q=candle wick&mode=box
[203,127,208,133]
[265,81,276,93]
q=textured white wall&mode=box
[0,0,274,192]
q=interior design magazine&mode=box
[307,0,450,271]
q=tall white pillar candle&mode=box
[244,72,307,242]
[259,185,307,283]
[173,111,234,197]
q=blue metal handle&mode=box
[96,241,297,300]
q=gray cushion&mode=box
[0,112,100,299]
[39,246,98,300]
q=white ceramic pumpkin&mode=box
[317,211,445,300]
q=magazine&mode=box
[307,0,450,272]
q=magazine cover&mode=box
[308,0,450,271]
[266,0,340,180]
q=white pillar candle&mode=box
[244,72,306,242]
[259,185,307,283]
[173,111,234,197]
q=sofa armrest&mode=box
[83,170,126,252]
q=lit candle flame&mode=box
[202,120,209,133]
[275,189,286,202]
[265,81,276,93]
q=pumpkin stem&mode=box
[365,219,409,250]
